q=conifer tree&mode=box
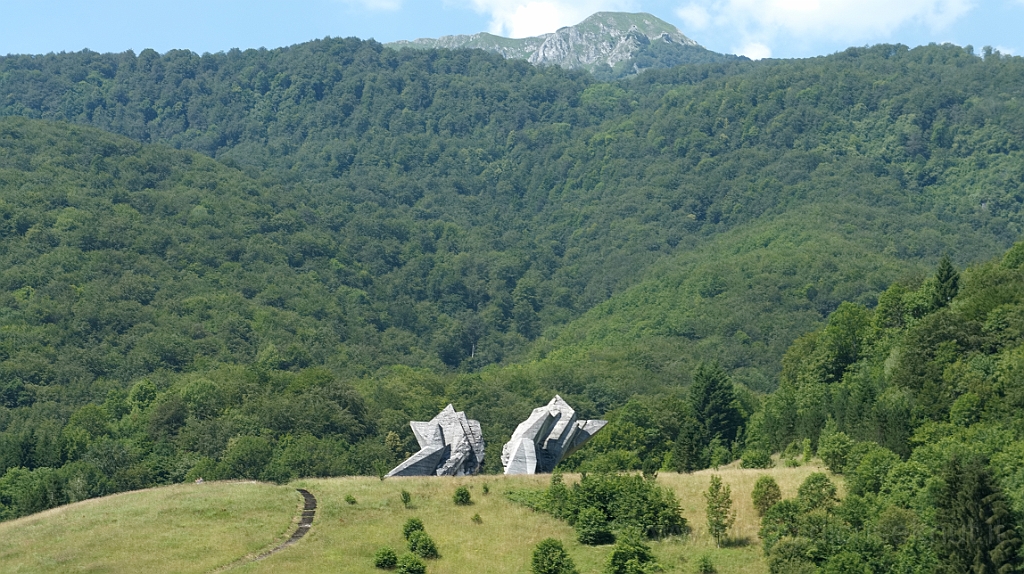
[932,255,960,310]
[672,407,709,473]
[934,453,1020,574]
[532,538,579,574]
[689,362,745,448]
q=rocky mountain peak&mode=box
[387,12,737,79]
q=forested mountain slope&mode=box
[2,40,1023,380]
[728,245,1024,572]
[0,38,1024,521]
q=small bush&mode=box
[741,449,774,469]
[605,528,659,574]
[395,553,426,574]
[767,536,817,574]
[454,485,472,505]
[846,446,900,496]
[400,489,411,507]
[817,430,853,473]
[575,506,615,545]
[345,494,357,505]
[752,475,782,517]
[408,530,439,559]
[695,553,716,574]
[759,500,802,554]
[373,546,398,569]
[402,517,424,540]
[797,473,837,511]
[784,457,801,467]
[482,483,490,495]
[568,473,687,539]
[471,513,482,524]
[532,538,579,574]
[782,440,803,460]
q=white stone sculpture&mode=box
[385,404,485,478]
[501,395,607,475]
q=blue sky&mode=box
[1,0,1021,60]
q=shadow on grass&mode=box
[721,536,754,548]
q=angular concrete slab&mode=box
[502,395,607,474]
[386,404,485,478]
[503,437,538,475]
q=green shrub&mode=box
[752,475,782,517]
[373,546,398,569]
[767,536,817,574]
[400,489,411,507]
[408,530,439,559]
[817,431,853,474]
[532,538,579,574]
[759,499,802,555]
[846,445,900,496]
[453,485,472,505]
[823,551,873,574]
[395,553,426,574]
[605,528,659,574]
[740,449,774,469]
[568,473,686,539]
[471,513,482,524]
[547,472,570,519]
[402,517,424,540]
[796,472,837,511]
[695,553,716,574]
[575,506,615,545]
[482,483,490,495]
[345,494,357,505]
[782,440,803,460]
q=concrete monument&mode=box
[501,395,607,475]
[385,404,485,478]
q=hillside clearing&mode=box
[0,463,835,573]
[245,463,835,573]
[0,482,300,573]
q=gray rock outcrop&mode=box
[386,405,485,478]
[501,395,607,474]
[386,12,738,79]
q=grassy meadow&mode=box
[0,481,301,573]
[0,462,836,573]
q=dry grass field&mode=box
[0,461,839,573]
[240,460,836,573]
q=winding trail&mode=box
[214,488,317,572]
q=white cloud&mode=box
[683,0,975,56]
[453,0,636,38]
[738,41,771,59]
[676,4,711,29]
[727,0,972,37]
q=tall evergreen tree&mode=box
[689,362,745,447]
[672,408,709,473]
[932,255,960,310]
[934,453,1020,574]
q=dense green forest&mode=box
[739,246,1024,572]
[1,38,1024,569]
